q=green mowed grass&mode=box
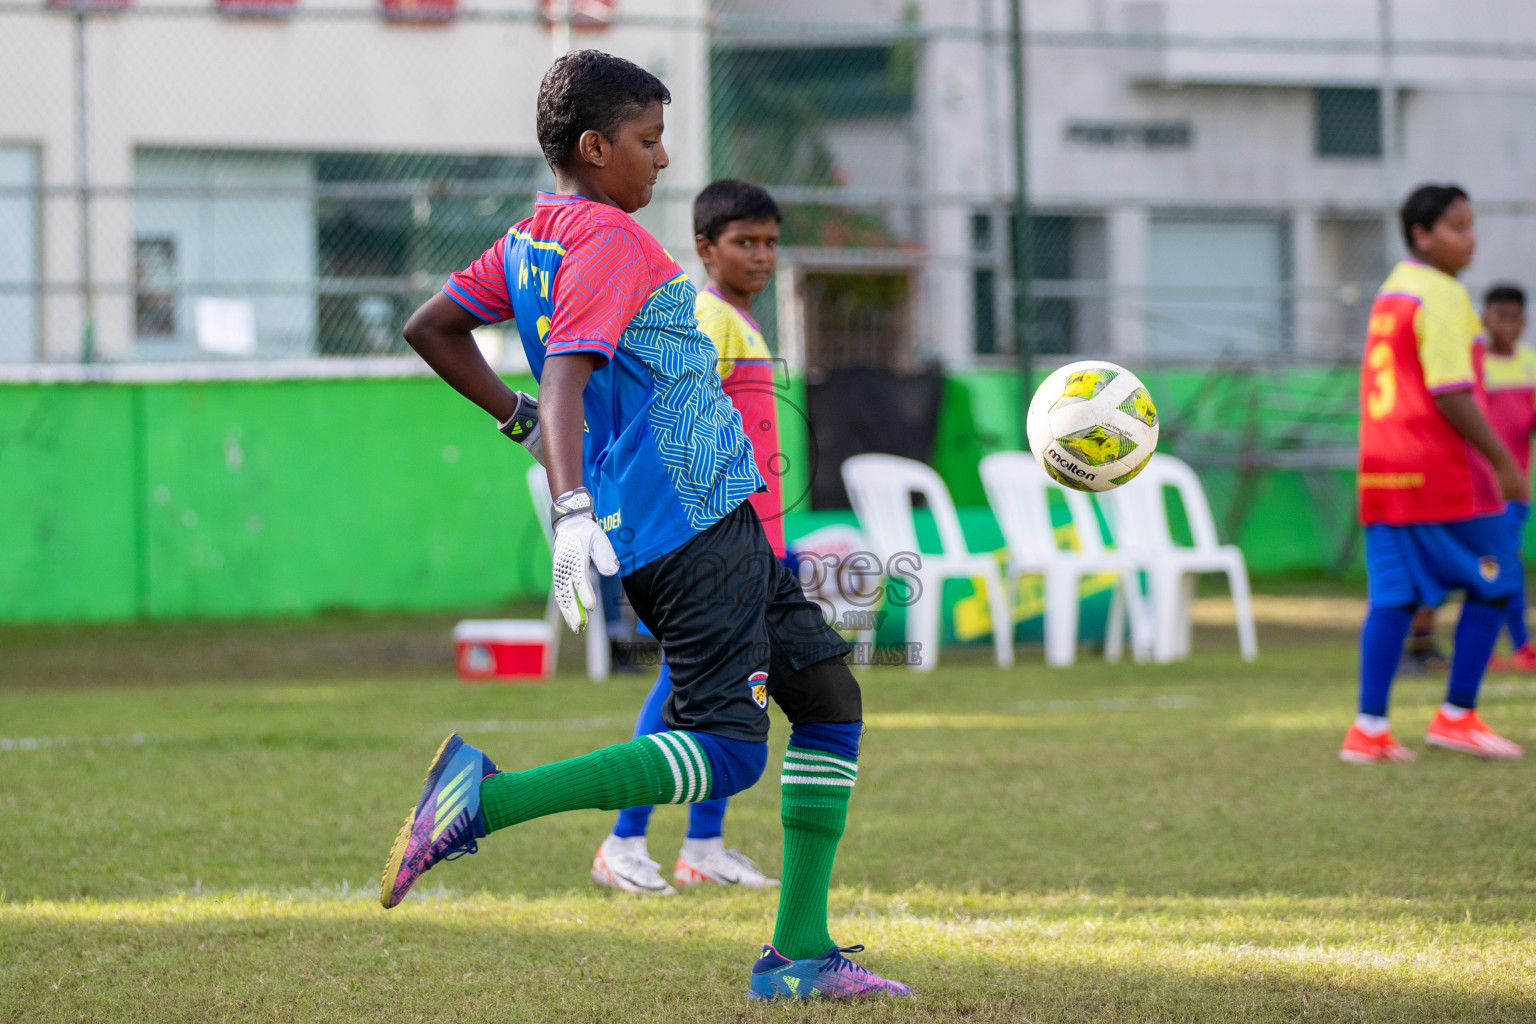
[2,627,1535,1022]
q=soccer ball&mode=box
[1026,360,1159,492]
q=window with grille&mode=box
[1315,88,1382,158]
[134,238,179,337]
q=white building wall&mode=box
[0,146,40,362]
[133,150,317,357]
[0,0,709,361]
[7,0,1536,364]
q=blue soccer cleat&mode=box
[379,734,498,908]
[747,943,913,1001]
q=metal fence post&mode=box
[74,4,96,363]
[1010,0,1033,437]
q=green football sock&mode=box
[771,746,858,960]
[480,732,713,833]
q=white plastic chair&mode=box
[526,466,611,680]
[979,451,1151,667]
[841,454,1014,672]
[1101,454,1257,663]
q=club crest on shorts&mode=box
[1479,556,1500,582]
[749,670,768,708]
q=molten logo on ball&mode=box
[1027,360,1160,492]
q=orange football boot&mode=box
[1340,724,1417,764]
[1424,708,1524,758]
[1487,643,1536,674]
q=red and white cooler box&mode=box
[453,619,555,681]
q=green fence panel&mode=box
[932,371,1024,508]
[136,376,547,619]
[0,376,552,624]
[0,363,1425,626]
[0,385,140,622]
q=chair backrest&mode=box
[978,450,1107,561]
[526,465,555,548]
[841,454,970,563]
[1104,454,1222,552]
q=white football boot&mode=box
[591,834,676,895]
[674,837,780,888]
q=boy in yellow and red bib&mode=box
[1478,284,1536,671]
[1344,184,1527,763]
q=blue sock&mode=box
[1359,605,1415,717]
[1506,585,1529,650]
[693,732,767,798]
[611,663,673,839]
[686,799,727,840]
[787,721,863,760]
[1447,599,1505,710]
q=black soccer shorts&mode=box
[621,501,850,743]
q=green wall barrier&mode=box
[0,385,140,621]
[0,364,1378,625]
[1,376,550,623]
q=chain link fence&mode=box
[2,2,1536,377]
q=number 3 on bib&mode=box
[1366,341,1396,421]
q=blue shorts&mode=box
[1505,500,1530,553]
[1365,511,1522,609]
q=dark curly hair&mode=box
[1485,283,1526,309]
[693,179,782,242]
[1400,183,1468,250]
[536,50,671,169]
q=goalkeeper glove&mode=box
[498,391,544,465]
[549,486,619,632]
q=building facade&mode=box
[4,0,1536,367]
[719,0,1536,370]
[0,0,708,362]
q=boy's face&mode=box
[1411,197,1476,276]
[1485,299,1526,350]
[697,218,780,297]
[574,100,668,213]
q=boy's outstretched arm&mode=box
[402,293,519,423]
[1436,390,1532,502]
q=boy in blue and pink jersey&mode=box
[591,179,789,895]
[381,51,910,1002]
[1343,184,1526,764]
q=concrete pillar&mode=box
[90,138,134,360]
[1290,204,1323,358]
[1106,204,1148,360]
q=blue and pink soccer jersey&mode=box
[444,192,765,572]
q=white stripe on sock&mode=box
[656,733,697,803]
[781,761,857,778]
[674,733,712,802]
[656,733,693,803]
[784,749,859,773]
[647,734,685,802]
[781,775,857,787]
[669,733,701,803]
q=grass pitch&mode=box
[2,615,1535,1022]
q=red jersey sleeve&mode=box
[442,235,515,324]
[544,224,652,365]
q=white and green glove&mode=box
[550,486,619,632]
